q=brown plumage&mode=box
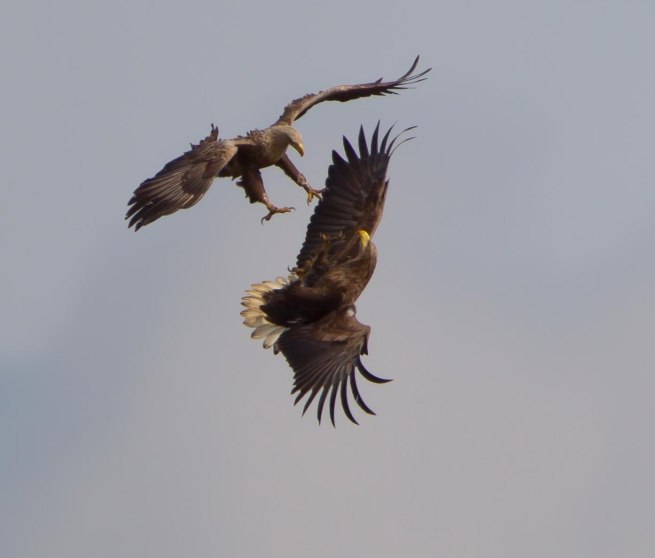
[126,57,429,230]
[241,123,412,425]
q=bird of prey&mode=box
[241,123,412,425]
[126,57,429,230]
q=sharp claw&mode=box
[305,187,324,205]
[261,206,295,224]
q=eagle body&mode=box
[219,125,304,178]
[242,123,411,425]
[126,57,429,230]
[261,240,377,329]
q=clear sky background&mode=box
[2,1,654,557]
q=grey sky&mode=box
[2,1,654,557]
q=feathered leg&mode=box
[238,166,294,222]
[275,154,324,204]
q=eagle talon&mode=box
[304,186,324,205]
[261,205,295,224]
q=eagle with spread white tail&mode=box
[126,57,428,229]
[241,123,412,425]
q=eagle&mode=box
[241,123,411,425]
[126,57,428,230]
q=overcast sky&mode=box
[2,1,654,557]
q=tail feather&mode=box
[241,275,295,350]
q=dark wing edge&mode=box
[295,122,414,270]
[274,55,431,125]
[125,125,238,231]
[275,320,391,426]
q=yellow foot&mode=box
[305,187,325,204]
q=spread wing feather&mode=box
[274,56,430,125]
[275,314,390,426]
[295,123,399,270]
[126,125,242,230]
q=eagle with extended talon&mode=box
[241,123,412,425]
[126,56,429,230]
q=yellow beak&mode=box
[292,141,305,157]
[358,229,371,248]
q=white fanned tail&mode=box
[241,275,295,350]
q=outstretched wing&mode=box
[274,55,430,126]
[275,311,391,426]
[295,123,409,270]
[126,125,240,231]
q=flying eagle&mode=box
[241,123,411,425]
[126,57,428,230]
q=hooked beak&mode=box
[292,141,305,157]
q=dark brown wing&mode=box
[295,123,408,270]
[274,56,430,126]
[275,309,391,426]
[126,125,242,231]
